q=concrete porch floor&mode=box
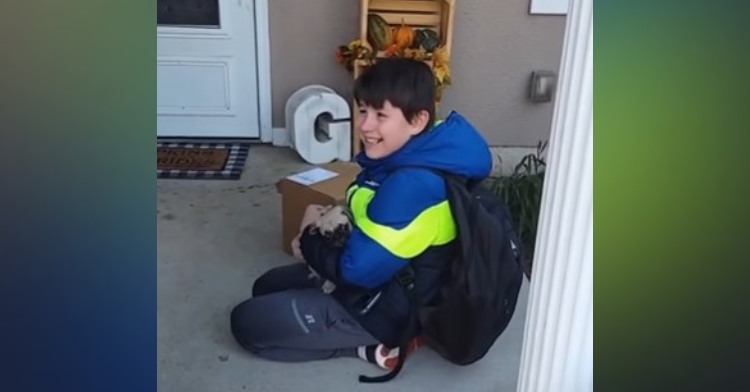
[157,145,530,392]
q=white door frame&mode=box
[254,0,273,143]
[516,0,593,390]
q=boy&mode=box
[231,58,493,372]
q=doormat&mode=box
[157,141,250,180]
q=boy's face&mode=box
[356,100,428,160]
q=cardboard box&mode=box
[276,162,361,255]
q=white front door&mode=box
[157,0,260,138]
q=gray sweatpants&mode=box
[230,263,379,361]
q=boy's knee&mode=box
[230,300,263,353]
[251,274,272,297]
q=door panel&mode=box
[157,0,259,138]
[157,60,229,110]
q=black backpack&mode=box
[360,169,525,383]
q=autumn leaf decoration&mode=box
[335,38,452,105]
[335,39,374,72]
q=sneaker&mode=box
[358,337,423,370]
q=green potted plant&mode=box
[489,141,548,279]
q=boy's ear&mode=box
[408,110,430,135]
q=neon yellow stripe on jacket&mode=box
[349,187,456,259]
[346,185,358,204]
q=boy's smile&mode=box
[362,136,382,145]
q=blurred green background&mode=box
[596,0,749,390]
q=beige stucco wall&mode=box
[268,0,566,147]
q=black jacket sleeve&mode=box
[298,225,344,283]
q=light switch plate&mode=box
[529,71,557,103]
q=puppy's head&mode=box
[311,205,352,247]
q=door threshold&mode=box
[157,136,266,144]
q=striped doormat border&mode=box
[157,141,250,180]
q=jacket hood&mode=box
[356,111,493,180]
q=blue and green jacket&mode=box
[300,111,492,347]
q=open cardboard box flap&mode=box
[276,162,361,255]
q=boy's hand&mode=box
[294,204,337,262]
[291,233,305,262]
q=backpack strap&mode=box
[358,165,475,383]
[358,266,418,383]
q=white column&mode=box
[516,0,593,390]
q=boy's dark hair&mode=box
[353,58,436,133]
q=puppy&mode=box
[307,205,353,294]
